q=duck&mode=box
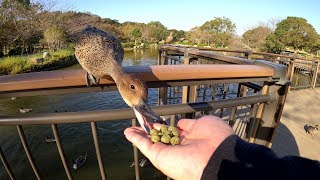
[75,26,164,134]
[165,32,174,44]
[45,136,56,143]
[19,107,32,114]
[72,153,87,170]
[306,124,318,136]
[130,157,151,168]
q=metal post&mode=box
[91,122,107,180]
[131,119,140,180]
[0,146,15,180]
[312,61,319,88]
[169,115,175,126]
[51,124,73,180]
[246,103,259,141]
[17,125,42,180]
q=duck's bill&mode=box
[133,100,163,134]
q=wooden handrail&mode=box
[161,45,254,64]
[167,45,318,62]
[0,65,274,92]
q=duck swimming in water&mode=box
[72,153,87,170]
[19,107,32,114]
[45,136,56,143]
[75,26,164,134]
[130,157,151,168]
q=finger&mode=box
[124,127,150,142]
[124,127,168,166]
[153,123,165,130]
[177,119,196,131]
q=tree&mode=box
[186,27,202,45]
[311,34,320,55]
[274,17,318,51]
[44,26,66,52]
[131,28,141,46]
[263,33,284,53]
[169,29,185,42]
[146,21,168,42]
[200,17,236,47]
[0,0,42,54]
[242,26,271,50]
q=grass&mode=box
[0,48,77,75]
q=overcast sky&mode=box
[66,0,320,35]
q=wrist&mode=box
[201,135,240,180]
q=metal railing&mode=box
[0,46,290,179]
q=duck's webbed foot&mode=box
[85,72,100,87]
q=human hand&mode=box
[124,115,235,180]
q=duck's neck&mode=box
[108,61,126,83]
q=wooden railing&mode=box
[0,48,289,179]
[162,45,320,89]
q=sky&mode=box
[66,0,320,35]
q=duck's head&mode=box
[315,125,319,130]
[116,74,163,134]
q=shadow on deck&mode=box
[272,88,320,161]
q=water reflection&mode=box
[0,49,165,179]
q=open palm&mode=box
[124,115,234,180]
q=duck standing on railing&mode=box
[165,32,173,44]
[75,26,164,134]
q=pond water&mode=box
[0,49,167,180]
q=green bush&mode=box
[8,47,22,56]
[0,48,76,75]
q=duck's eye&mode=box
[130,85,135,90]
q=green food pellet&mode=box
[162,129,171,135]
[168,126,176,132]
[170,136,180,145]
[160,126,168,133]
[158,132,163,136]
[172,130,179,136]
[161,134,171,144]
[151,135,160,143]
[150,129,159,136]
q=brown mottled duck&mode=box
[75,26,163,134]
[165,31,174,44]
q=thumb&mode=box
[177,119,196,131]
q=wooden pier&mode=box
[272,88,320,161]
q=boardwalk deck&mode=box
[272,88,320,161]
